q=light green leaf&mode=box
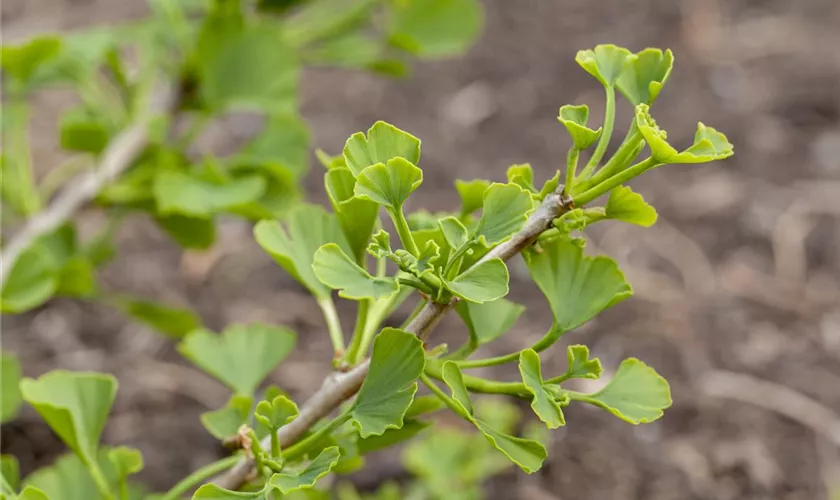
[200,395,253,440]
[155,214,217,250]
[54,257,97,298]
[58,108,110,154]
[325,167,379,262]
[354,158,423,209]
[108,446,143,480]
[343,121,420,177]
[578,358,671,424]
[438,217,469,250]
[565,345,602,380]
[524,237,632,332]
[538,171,561,200]
[114,298,201,339]
[269,446,341,494]
[474,183,534,245]
[388,0,482,58]
[506,164,536,192]
[441,362,546,473]
[234,114,310,179]
[519,350,565,429]
[178,324,296,396]
[1,352,23,423]
[616,48,674,105]
[20,371,116,464]
[1,37,62,85]
[1,455,19,491]
[575,44,634,87]
[357,419,431,455]
[255,395,299,431]
[605,185,657,227]
[405,394,446,418]
[367,230,392,259]
[226,162,300,221]
[352,328,424,437]
[154,171,265,218]
[25,451,144,500]
[19,486,50,500]
[455,179,489,216]
[455,298,524,348]
[635,104,734,164]
[393,241,440,277]
[254,204,350,299]
[312,244,399,301]
[443,258,509,303]
[0,244,58,314]
[558,105,602,150]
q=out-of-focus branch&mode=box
[0,83,179,287]
[211,189,575,489]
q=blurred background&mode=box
[2,0,839,499]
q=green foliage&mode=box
[312,243,399,300]
[519,350,566,429]
[454,298,525,353]
[442,258,509,303]
[342,121,421,177]
[388,0,482,57]
[575,44,634,87]
[636,104,734,164]
[354,158,423,209]
[0,352,23,423]
[616,48,673,105]
[24,451,145,500]
[114,298,201,339]
[200,395,253,440]
[605,185,658,227]
[474,183,533,245]
[558,105,602,150]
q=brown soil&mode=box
[2,0,840,499]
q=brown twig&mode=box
[211,189,575,489]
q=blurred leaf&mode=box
[1,352,23,423]
[1,37,62,87]
[255,395,299,431]
[25,451,144,500]
[19,486,50,500]
[474,183,533,245]
[234,114,310,180]
[1,455,19,491]
[605,186,657,227]
[519,350,565,429]
[55,257,97,298]
[636,104,733,164]
[357,419,430,454]
[575,44,634,87]
[0,244,58,314]
[155,214,217,249]
[20,371,117,464]
[564,345,602,380]
[343,121,420,177]
[389,0,482,58]
[616,48,673,105]
[107,446,143,484]
[304,34,383,69]
[178,324,296,396]
[524,237,632,333]
[454,179,489,217]
[154,170,265,218]
[352,328,424,437]
[268,446,341,494]
[284,0,379,47]
[455,298,524,350]
[58,108,110,154]
[443,258,508,303]
[576,358,671,424]
[354,158,422,209]
[115,298,201,339]
[254,204,350,299]
[312,243,399,300]
[325,167,379,262]
[201,395,253,440]
[558,105,602,150]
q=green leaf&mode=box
[226,162,300,221]
[178,324,296,396]
[1,37,62,86]
[393,241,440,278]
[24,451,144,500]
[367,230,392,260]
[234,114,310,179]
[443,258,509,303]
[519,350,565,429]
[565,345,602,380]
[388,0,482,58]
[524,237,632,332]
[1,455,19,492]
[154,214,217,249]
[438,216,469,250]
[616,48,673,105]
[54,257,97,298]
[154,171,266,218]
[635,104,734,164]
[269,446,341,494]
[474,183,533,245]
[325,167,379,262]
[352,328,424,437]
[255,395,299,431]
[604,185,657,227]
[357,419,431,455]
[200,395,253,440]
[114,298,201,339]
[108,446,143,481]
[455,298,524,348]
[538,171,561,200]
[440,362,547,473]
[454,179,489,216]
[405,394,446,418]
[558,105,602,150]
[575,44,634,87]
[312,244,399,300]
[58,108,110,153]
[1,352,23,423]
[20,371,116,464]
[506,164,535,192]
[578,358,671,424]
[0,244,58,314]
[342,121,420,177]
[19,487,50,500]
[354,158,423,209]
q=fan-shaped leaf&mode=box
[269,446,341,494]
[636,104,733,164]
[343,121,420,177]
[154,171,266,218]
[438,217,469,250]
[354,158,423,209]
[325,167,379,262]
[443,258,509,303]
[558,104,602,150]
[565,345,602,380]
[575,44,634,87]
[616,48,674,105]
[454,179,489,216]
[313,243,399,300]
[388,0,482,58]
[576,358,671,424]
[519,350,566,428]
[255,395,299,431]
[200,395,253,440]
[474,183,533,245]
[605,186,657,227]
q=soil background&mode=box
[2,0,840,499]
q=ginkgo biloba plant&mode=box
[0,44,733,499]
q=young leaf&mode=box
[255,395,299,431]
[59,108,110,154]
[438,217,469,250]
[178,324,296,397]
[0,243,58,314]
[1,455,19,491]
[254,204,350,299]
[325,167,379,262]
[506,164,535,192]
[635,104,733,164]
[575,44,634,87]
[312,243,399,300]
[114,298,201,339]
[155,214,217,250]
[558,105,602,150]
[524,237,632,332]
[367,230,392,259]
[0,36,62,85]
[519,350,566,429]
[474,183,533,245]
[605,185,657,227]
[154,171,266,218]
[454,179,489,216]
[1,352,23,423]
[107,446,143,481]
[565,345,602,380]
[200,395,253,440]
[440,362,547,473]
[269,446,341,494]
[577,358,671,424]
[616,48,674,106]
[354,158,423,209]
[455,298,525,348]
[20,371,117,464]
[24,451,143,500]
[352,328,425,437]
[388,0,482,58]
[19,486,50,500]
[342,121,420,177]
[443,258,509,303]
